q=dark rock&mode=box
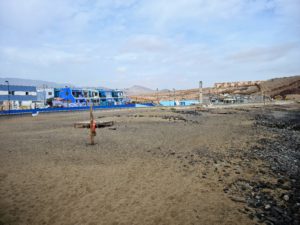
[265,216,278,224]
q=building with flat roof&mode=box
[37,88,55,103]
[54,87,127,107]
[0,84,37,110]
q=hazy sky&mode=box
[0,0,299,89]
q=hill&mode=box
[0,77,73,88]
[260,76,300,97]
[130,75,300,102]
[123,85,154,95]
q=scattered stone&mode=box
[229,196,246,203]
[265,204,271,210]
[283,195,289,201]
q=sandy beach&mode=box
[0,104,299,225]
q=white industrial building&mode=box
[0,84,37,110]
[37,88,55,104]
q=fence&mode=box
[0,103,155,116]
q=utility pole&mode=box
[5,81,10,114]
[156,88,159,105]
[90,105,95,145]
[199,81,203,104]
[173,88,176,106]
[43,84,46,106]
[65,86,69,108]
[168,90,171,106]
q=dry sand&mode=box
[0,105,298,225]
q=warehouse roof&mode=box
[0,84,36,92]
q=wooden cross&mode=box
[74,105,114,145]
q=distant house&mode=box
[0,84,37,109]
[112,90,125,105]
[99,89,114,105]
[37,88,55,103]
[56,87,100,106]
[54,87,128,107]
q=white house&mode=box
[37,88,55,104]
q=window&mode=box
[25,92,29,95]
[9,91,15,95]
[48,92,52,95]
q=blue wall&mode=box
[0,85,36,92]
[59,88,77,103]
[0,103,155,115]
[159,100,199,106]
[0,84,37,101]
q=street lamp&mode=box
[5,80,10,113]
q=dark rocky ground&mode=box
[229,106,300,225]
[170,105,300,225]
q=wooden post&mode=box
[90,104,95,145]
[74,117,114,145]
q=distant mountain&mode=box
[0,77,73,88]
[129,75,300,101]
[123,85,155,95]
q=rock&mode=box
[229,196,246,203]
[283,194,289,201]
[277,178,284,184]
[255,212,264,220]
[255,201,263,207]
[265,216,278,224]
[272,206,284,215]
[265,204,271,210]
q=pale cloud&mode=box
[0,0,76,32]
[0,46,89,66]
[137,0,276,27]
[116,66,127,73]
[0,0,299,88]
[122,35,170,53]
[228,43,299,63]
[113,53,138,62]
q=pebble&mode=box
[283,194,289,201]
[265,204,271,210]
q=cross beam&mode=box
[74,105,114,145]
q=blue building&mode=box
[112,90,125,105]
[98,89,114,105]
[99,89,127,105]
[0,84,37,109]
[56,87,99,106]
[54,87,127,107]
